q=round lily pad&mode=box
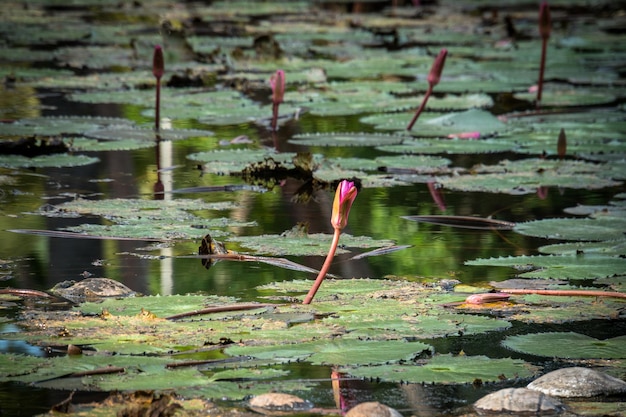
[502,332,626,359]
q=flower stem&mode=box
[407,84,433,131]
[155,77,161,132]
[537,36,548,105]
[271,102,279,131]
[303,228,341,304]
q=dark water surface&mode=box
[1,1,625,416]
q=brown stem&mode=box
[537,37,547,104]
[502,288,626,299]
[407,84,433,131]
[155,77,161,131]
[0,288,53,298]
[303,228,341,304]
[165,303,273,320]
[271,102,279,131]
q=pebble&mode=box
[345,402,403,417]
[474,387,564,414]
[527,367,626,398]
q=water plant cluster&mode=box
[0,0,625,415]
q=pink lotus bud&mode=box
[465,292,511,304]
[447,131,480,139]
[427,48,447,87]
[152,45,164,80]
[270,69,285,104]
[331,180,358,230]
[539,2,551,40]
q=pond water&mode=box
[1,1,625,416]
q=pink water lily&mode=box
[303,180,358,304]
[270,69,285,131]
[331,180,357,230]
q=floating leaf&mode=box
[539,240,626,257]
[289,132,405,147]
[439,171,620,195]
[515,218,626,241]
[0,154,98,168]
[230,233,395,256]
[225,339,432,366]
[502,332,626,359]
[342,354,537,384]
[466,254,626,280]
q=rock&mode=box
[50,278,138,303]
[474,388,564,414]
[248,393,313,415]
[527,367,626,398]
[345,402,403,417]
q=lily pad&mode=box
[465,254,626,280]
[342,354,537,384]
[515,218,626,241]
[0,154,99,168]
[502,332,626,359]
[289,132,406,147]
[539,240,626,257]
[230,233,395,256]
[225,339,432,366]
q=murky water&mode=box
[1,2,625,415]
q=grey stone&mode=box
[345,402,403,417]
[528,367,626,398]
[474,387,564,414]
[248,393,313,415]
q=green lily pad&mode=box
[69,137,155,152]
[342,354,537,384]
[377,137,518,155]
[225,339,432,366]
[515,218,626,241]
[0,116,136,138]
[230,233,395,256]
[47,198,237,219]
[289,132,406,147]
[187,149,303,175]
[0,154,99,168]
[515,88,616,107]
[86,127,214,142]
[438,171,621,195]
[465,254,626,280]
[502,332,626,359]
[408,109,508,138]
[539,239,626,257]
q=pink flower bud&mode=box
[152,45,164,79]
[539,1,551,40]
[331,180,357,230]
[270,69,285,104]
[465,292,511,304]
[427,48,447,87]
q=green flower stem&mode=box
[303,227,342,304]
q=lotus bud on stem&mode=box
[407,48,447,131]
[152,45,164,132]
[270,69,285,131]
[303,180,358,304]
[537,1,551,105]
